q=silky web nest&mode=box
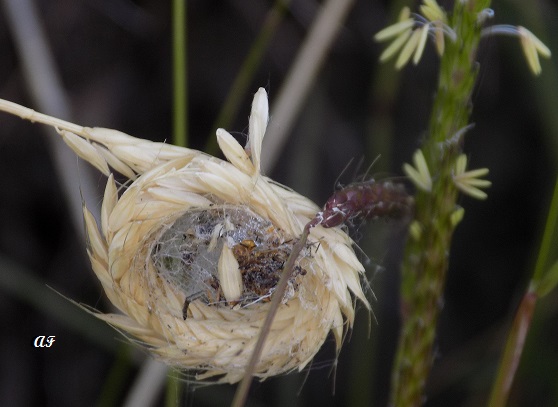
[0,89,369,383]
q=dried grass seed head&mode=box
[0,89,369,383]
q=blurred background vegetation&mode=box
[0,0,557,406]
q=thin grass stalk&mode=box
[173,0,188,148]
[204,0,290,155]
[165,373,184,407]
[231,2,357,402]
[487,291,536,407]
[168,0,188,401]
[480,3,558,402]
[231,225,312,407]
[389,1,491,406]
[488,175,558,407]
[120,3,191,404]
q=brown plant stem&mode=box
[231,224,312,407]
[487,291,537,407]
[488,175,558,406]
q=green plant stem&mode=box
[173,0,188,148]
[389,1,491,406]
[169,2,187,403]
[165,372,183,407]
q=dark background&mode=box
[1,0,557,406]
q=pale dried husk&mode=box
[0,89,369,383]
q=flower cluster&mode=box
[374,0,455,69]
[375,0,551,75]
[402,149,491,200]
